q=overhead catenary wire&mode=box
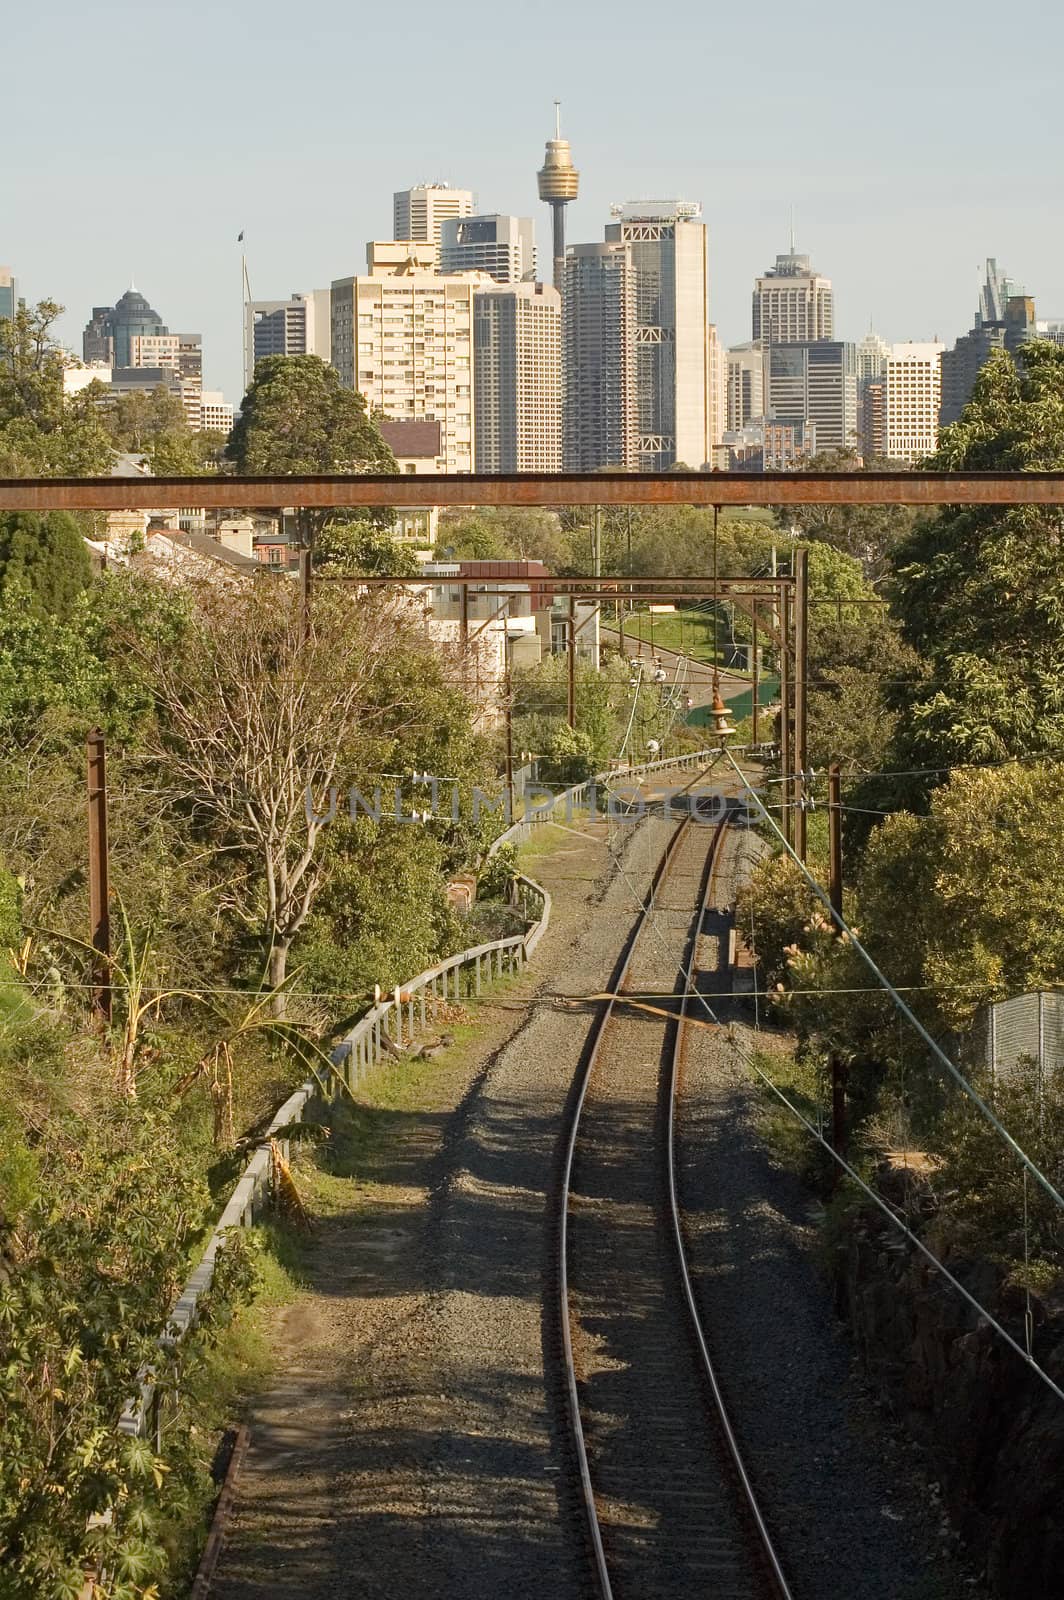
[722,747,1064,1219]
[596,803,1064,1407]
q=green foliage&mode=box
[0,511,91,618]
[229,354,396,474]
[805,614,923,775]
[101,387,224,476]
[315,518,420,577]
[782,447,916,578]
[537,723,595,785]
[891,342,1064,766]
[477,843,519,903]
[0,1098,256,1599]
[0,300,112,477]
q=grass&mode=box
[620,608,749,669]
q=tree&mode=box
[0,300,111,477]
[123,578,444,1010]
[315,519,420,577]
[782,447,915,579]
[0,512,91,618]
[891,343,1064,766]
[226,356,396,547]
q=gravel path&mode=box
[677,826,981,1600]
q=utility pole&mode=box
[751,607,760,747]
[299,547,312,644]
[86,728,111,1023]
[779,583,792,848]
[505,663,515,821]
[827,761,846,1178]
[828,762,843,925]
[567,594,576,729]
[793,547,809,863]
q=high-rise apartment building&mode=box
[562,242,637,471]
[244,290,331,381]
[0,267,15,322]
[604,200,710,469]
[940,260,1036,426]
[473,282,561,473]
[765,341,858,453]
[331,242,491,474]
[726,342,766,433]
[393,184,474,263]
[854,331,890,461]
[708,325,726,450]
[855,330,890,382]
[885,343,945,463]
[753,247,834,345]
[440,215,535,284]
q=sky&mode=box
[6,0,1064,405]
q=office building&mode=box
[0,267,15,322]
[885,343,945,463]
[940,260,1036,426]
[604,200,711,469]
[856,330,891,382]
[244,290,331,381]
[473,281,561,473]
[765,341,857,453]
[440,215,535,284]
[859,378,887,460]
[83,286,171,368]
[726,341,765,432]
[708,325,726,449]
[563,242,638,471]
[199,391,234,434]
[393,184,474,263]
[753,246,834,345]
[331,242,491,474]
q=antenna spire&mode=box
[789,205,796,252]
[554,98,561,139]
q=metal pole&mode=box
[87,728,111,1023]
[751,606,760,747]
[794,548,809,863]
[505,665,515,820]
[828,762,843,925]
[831,1055,848,1177]
[779,584,792,848]
[299,546,312,644]
[460,582,469,651]
[567,594,576,729]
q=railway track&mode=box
[557,800,792,1600]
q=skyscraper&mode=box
[244,290,331,380]
[885,343,945,463]
[726,342,766,433]
[473,282,561,472]
[604,200,711,470]
[331,242,491,474]
[764,341,857,453]
[0,267,15,323]
[753,247,834,344]
[393,184,474,263]
[440,216,535,284]
[562,242,637,471]
[537,104,580,293]
[83,286,170,368]
[940,260,1036,426]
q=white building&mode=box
[127,333,181,372]
[753,247,834,344]
[473,281,561,473]
[199,390,234,434]
[856,330,891,382]
[331,242,492,474]
[63,360,113,397]
[393,184,474,264]
[708,324,727,450]
[885,342,945,464]
[726,341,765,432]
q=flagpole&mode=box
[239,230,248,397]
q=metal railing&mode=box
[121,867,551,1440]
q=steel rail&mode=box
[5,468,1064,511]
[557,783,703,1599]
[667,817,794,1600]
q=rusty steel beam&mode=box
[5,470,1064,511]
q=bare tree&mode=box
[128,575,432,1013]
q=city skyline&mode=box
[5,0,1062,407]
